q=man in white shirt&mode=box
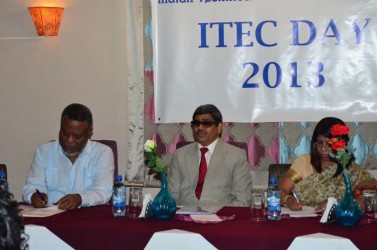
[23,103,114,210]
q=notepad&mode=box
[281,206,318,217]
[190,214,222,222]
[176,205,223,215]
[20,204,66,217]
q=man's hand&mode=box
[55,194,82,210]
[31,191,48,208]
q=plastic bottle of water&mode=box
[267,177,281,221]
[112,175,126,217]
[0,172,9,192]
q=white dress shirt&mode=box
[23,140,114,207]
[197,138,219,168]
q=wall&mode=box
[0,0,128,201]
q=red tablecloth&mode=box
[24,205,377,250]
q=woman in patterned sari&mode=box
[279,117,376,211]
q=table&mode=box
[24,205,377,250]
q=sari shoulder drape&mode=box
[293,160,376,206]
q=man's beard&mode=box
[64,150,81,158]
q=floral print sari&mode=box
[293,162,376,206]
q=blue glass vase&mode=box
[151,172,177,220]
[335,169,362,227]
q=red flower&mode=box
[328,137,337,144]
[330,124,349,136]
[328,125,352,169]
[331,140,347,151]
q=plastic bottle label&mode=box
[113,201,126,208]
[267,196,281,211]
[113,187,126,208]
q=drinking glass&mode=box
[127,186,143,218]
[250,189,266,221]
[362,190,376,215]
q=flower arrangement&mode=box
[328,125,362,227]
[144,140,168,173]
[144,140,176,220]
[328,124,352,168]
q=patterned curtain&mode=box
[125,0,145,181]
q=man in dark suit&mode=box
[168,104,252,206]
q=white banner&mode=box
[152,0,377,123]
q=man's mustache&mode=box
[195,130,207,136]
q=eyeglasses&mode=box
[314,141,331,150]
[191,120,218,128]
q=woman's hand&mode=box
[279,176,303,210]
[314,201,327,213]
[285,196,303,210]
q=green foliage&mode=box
[144,151,168,173]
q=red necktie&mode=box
[195,147,209,199]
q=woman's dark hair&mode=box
[310,117,354,177]
[0,190,28,250]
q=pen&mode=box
[36,189,47,205]
[291,190,300,203]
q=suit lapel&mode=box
[185,143,200,188]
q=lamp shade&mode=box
[28,7,64,36]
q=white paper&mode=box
[281,206,318,217]
[176,205,223,215]
[20,204,66,217]
[289,213,319,218]
[190,214,222,222]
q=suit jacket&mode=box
[168,140,252,207]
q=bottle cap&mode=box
[116,175,122,182]
[269,177,276,184]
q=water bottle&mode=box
[112,175,126,217]
[0,172,9,192]
[267,177,281,221]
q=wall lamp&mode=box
[28,7,64,37]
[0,6,64,40]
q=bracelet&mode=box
[283,195,292,206]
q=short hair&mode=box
[0,190,28,250]
[310,117,353,177]
[61,103,93,130]
[192,104,223,123]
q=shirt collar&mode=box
[198,138,219,154]
[58,139,92,159]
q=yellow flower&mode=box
[144,140,156,152]
[144,140,168,173]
